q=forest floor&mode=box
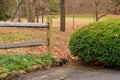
[0,18,93,61]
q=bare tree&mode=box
[73,0,114,21]
[91,0,112,21]
[11,0,23,22]
[65,0,116,21]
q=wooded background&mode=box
[0,0,120,22]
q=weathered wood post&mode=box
[47,16,52,54]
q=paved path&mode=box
[15,64,120,80]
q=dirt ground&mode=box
[0,18,94,61]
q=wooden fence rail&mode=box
[0,16,52,54]
[0,41,44,49]
[0,22,48,28]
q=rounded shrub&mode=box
[69,18,120,66]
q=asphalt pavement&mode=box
[15,64,120,80]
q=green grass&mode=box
[67,14,93,18]
[0,54,55,74]
[0,32,25,41]
[52,14,120,19]
[0,32,46,42]
[52,14,93,19]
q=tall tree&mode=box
[27,0,37,22]
[36,0,40,23]
[60,0,65,32]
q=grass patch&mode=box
[67,14,93,18]
[52,14,93,19]
[0,32,46,42]
[0,54,55,74]
[0,32,25,41]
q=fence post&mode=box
[47,16,52,54]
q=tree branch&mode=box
[98,14,107,20]
[11,0,24,22]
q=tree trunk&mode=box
[17,0,21,22]
[27,0,37,22]
[42,0,45,23]
[95,11,99,22]
[42,7,45,23]
[94,0,99,22]
[36,0,40,23]
[60,0,65,32]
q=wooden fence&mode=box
[0,16,52,54]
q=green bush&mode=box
[69,18,120,66]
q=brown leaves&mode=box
[0,18,92,61]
